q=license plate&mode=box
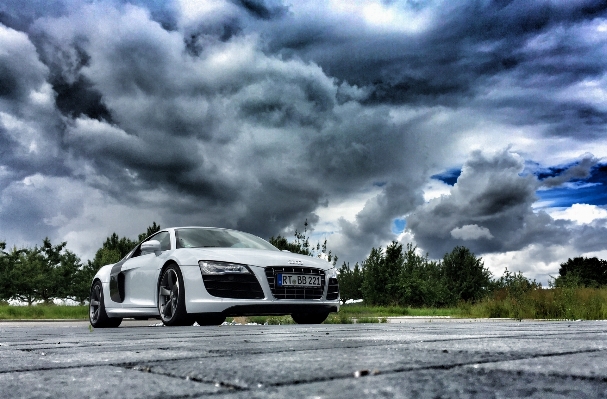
[276,273,321,287]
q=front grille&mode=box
[202,274,264,299]
[265,267,325,300]
[326,278,339,300]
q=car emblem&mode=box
[288,260,304,265]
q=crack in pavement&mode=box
[121,347,606,393]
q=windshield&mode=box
[175,228,278,251]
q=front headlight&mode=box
[326,268,337,279]
[198,261,252,275]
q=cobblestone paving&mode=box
[1,319,606,398]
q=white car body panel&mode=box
[91,227,340,319]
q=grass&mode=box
[460,287,607,320]
[238,304,456,324]
[0,304,89,320]
[3,288,606,321]
[324,313,353,324]
[338,304,460,318]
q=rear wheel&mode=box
[158,265,190,326]
[89,280,122,328]
[291,312,329,324]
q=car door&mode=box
[121,231,171,308]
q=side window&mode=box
[132,231,171,257]
[155,231,171,251]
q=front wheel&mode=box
[291,312,329,324]
[89,280,122,328]
[158,265,190,326]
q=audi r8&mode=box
[89,227,340,327]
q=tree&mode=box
[337,262,364,304]
[87,222,162,272]
[0,241,17,302]
[1,223,161,304]
[50,242,82,302]
[442,246,491,304]
[269,235,309,255]
[270,220,312,255]
[11,247,41,305]
[138,221,161,242]
[361,247,384,305]
[361,242,404,306]
[10,238,83,305]
[269,220,338,266]
[399,243,447,307]
[493,268,541,293]
[72,260,98,304]
[89,233,137,270]
[556,257,607,288]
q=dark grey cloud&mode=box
[262,1,606,89]
[406,149,607,259]
[232,0,288,20]
[572,219,607,253]
[0,0,69,31]
[252,0,607,139]
[336,181,425,262]
[0,0,606,268]
[540,154,598,188]
[407,149,540,256]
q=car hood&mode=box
[173,248,334,270]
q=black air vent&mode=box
[326,278,339,300]
[202,274,264,299]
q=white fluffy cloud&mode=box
[548,203,607,224]
[451,224,494,241]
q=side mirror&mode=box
[141,240,161,255]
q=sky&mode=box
[1,0,607,284]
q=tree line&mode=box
[0,223,161,305]
[1,220,606,306]
[337,242,607,307]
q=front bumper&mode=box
[181,264,340,315]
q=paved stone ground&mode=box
[0,319,606,398]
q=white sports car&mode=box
[89,227,340,327]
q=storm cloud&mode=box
[408,150,565,256]
[1,0,607,282]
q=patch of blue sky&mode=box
[536,183,607,208]
[585,165,607,186]
[392,218,406,234]
[431,168,461,186]
[430,162,607,208]
[536,164,607,208]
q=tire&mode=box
[291,312,329,324]
[158,265,190,326]
[89,280,122,328]
[195,313,226,326]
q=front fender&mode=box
[93,264,114,284]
